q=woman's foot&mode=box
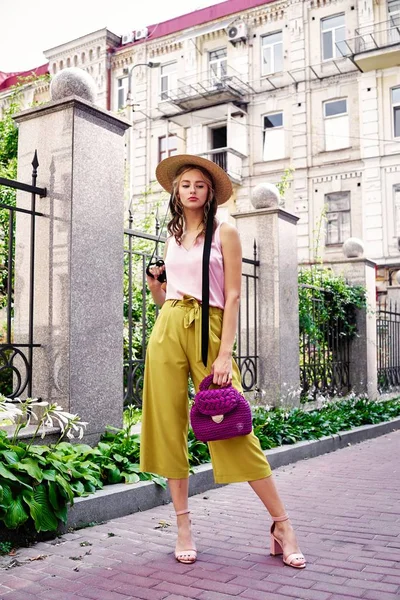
[175,510,197,564]
[270,515,306,569]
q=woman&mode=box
[140,154,305,569]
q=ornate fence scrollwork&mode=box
[0,151,46,399]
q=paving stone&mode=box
[2,432,399,600]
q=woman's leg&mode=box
[249,476,305,567]
[168,477,196,561]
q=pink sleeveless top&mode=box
[165,222,225,309]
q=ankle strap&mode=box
[176,509,190,516]
[272,514,289,522]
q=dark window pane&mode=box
[264,113,283,128]
[394,106,400,137]
[325,99,347,117]
[323,30,333,59]
[392,87,400,104]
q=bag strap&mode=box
[201,210,214,367]
[146,195,172,266]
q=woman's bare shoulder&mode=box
[219,222,240,243]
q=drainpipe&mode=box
[106,47,115,111]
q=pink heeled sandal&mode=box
[270,514,306,569]
[175,509,197,564]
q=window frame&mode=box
[261,31,283,76]
[392,86,400,138]
[160,62,177,101]
[117,76,128,110]
[321,13,346,61]
[262,112,284,161]
[325,191,351,246]
[158,134,178,163]
[209,47,228,83]
[393,184,400,236]
[323,98,348,119]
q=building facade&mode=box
[1,0,400,290]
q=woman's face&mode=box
[178,169,209,211]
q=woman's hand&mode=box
[146,263,165,289]
[211,352,233,386]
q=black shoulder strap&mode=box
[201,211,214,367]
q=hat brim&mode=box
[155,154,233,206]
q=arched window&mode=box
[89,49,93,61]
[67,57,71,67]
[97,46,101,58]
[81,52,85,64]
[74,55,78,67]
[60,60,64,70]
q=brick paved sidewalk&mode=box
[1,431,399,600]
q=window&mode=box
[321,14,345,60]
[73,55,78,67]
[325,192,351,245]
[392,87,400,137]
[66,57,71,68]
[394,184,400,236]
[323,99,349,150]
[389,0,400,22]
[159,135,178,162]
[262,112,284,161]
[160,62,177,100]
[117,77,128,110]
[209,48,227,84]
[81,52,86,64]
[261,32,283,76]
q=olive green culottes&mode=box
[139,297,272,483]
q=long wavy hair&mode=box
[167,165,218,245]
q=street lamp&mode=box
[125,61,160,106]
[125,61,160,218]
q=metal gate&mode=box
[376,299,400,391]
[0,151,46,398]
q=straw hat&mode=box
[155,154,233,205]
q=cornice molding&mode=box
[312,171,362,183]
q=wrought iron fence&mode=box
[299,284,351,400]
[376,299,400,391]
[124,220,259,406]
[0,151,46,398]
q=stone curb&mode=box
[63,416,400,532]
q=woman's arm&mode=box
[146,241,168,307]
[212,223,242,386]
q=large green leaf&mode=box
[121,472,140,484]
[0,482,12,508]
[48,480,61,511]
[22,484,59,532]
[0,450,21,464]
[0,463,32,490]
[2,493,29,529]
[11,458,43,482]
[54,474,74,504]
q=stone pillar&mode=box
[233,184,300,407]
[325,256,378,400]
[13,74,129,443]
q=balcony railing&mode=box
[339,17,400,71]
[159,67,254,111]
[196,147,245,184]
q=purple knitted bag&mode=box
[190,374,252,442]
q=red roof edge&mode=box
[117,0,275,51]
[0,63,49,92]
